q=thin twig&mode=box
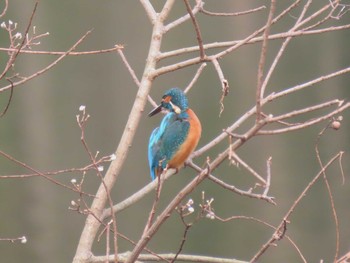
[183,0,205,60]
[0,0,39,81]
[0,0,8,18]
[115,45,158,107]
[0,30,93,93]
[158,23,350,61]
[0,79,14,117]
[261,99,343,123]
[315,122,340,262]
[251,152,343,262]
[295,0,336,30]
[213,0,301,61]
[164,1,201,33]
[0,45,123,56]
[115,46,160,108]
[91,253,248,263]
[263,157,272,196]
[170,224,191,263]
[208,175,276,205]
[256,0,276,121]
[187,161,275,205]
[142,171,164,236]
[214,215,307,263]
[116,45,140,86]
[211,58,229,116]
[77,109,119,262]
[258,102,350,135]
[0,235,27,244]
[227,151,267,185]
[184,62,207,94]
[106,222,110,263]
[199,4,266,17]
[0,150,92,195]
[261,0,313,97]
[271,66,350,101]
[0,158,111,179]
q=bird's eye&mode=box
[162,96,172,103]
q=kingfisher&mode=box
[148,88,202,181]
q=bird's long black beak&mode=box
[148,104,162,117]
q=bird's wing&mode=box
[148,127,161,180]
[148,113,189,180]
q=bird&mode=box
[148,88,202,181]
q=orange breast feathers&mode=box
[167,109,202,169]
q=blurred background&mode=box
[0,1,349,262]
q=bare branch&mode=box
[0,45,122,56]
[214,215,307,263]
[187,161,275,205]
[199,3,266,17]
[159,24,350,60]
[0,150,91,195]
[267,99,343,122]
[261,0,313,97]
[195,66,350,156]
[92,253,249,263]
[208,0,302,60]
[272,65,350,99]
[0,30,93,93]
[251,152,344,262]
[139,0,157,24]
[259,102,350,135]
